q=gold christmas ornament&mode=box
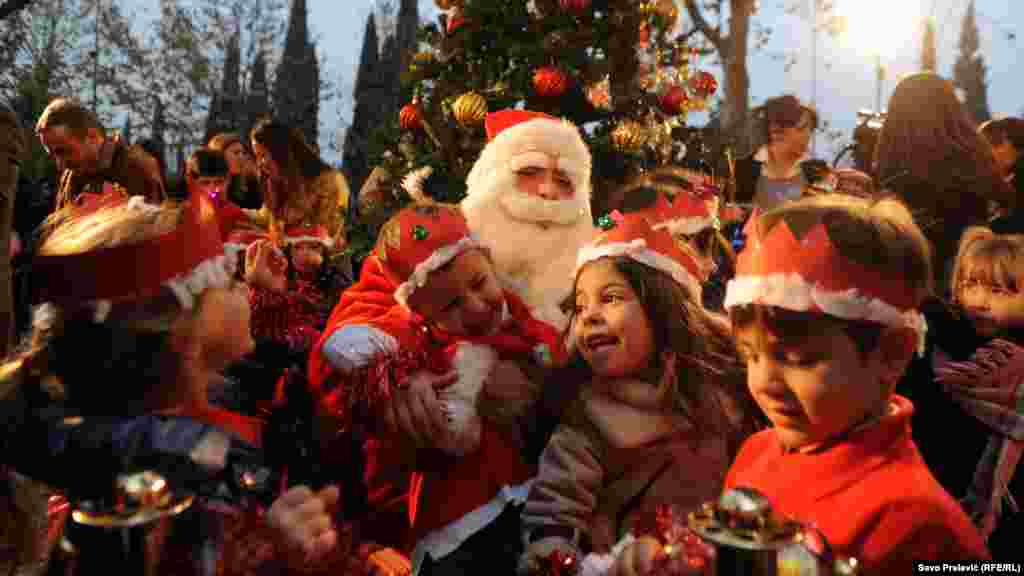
[586,78,611,111]
[612,120,646,152]
[654,0,679,30]
[453,92,488,126]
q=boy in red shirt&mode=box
[612,195,988,575]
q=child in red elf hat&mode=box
[612,194,988,576]
[308,201,568,575]
[518,213,758,575]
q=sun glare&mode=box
[834,0,922,57]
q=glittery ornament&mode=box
[399,101,422,131]
[658,85,689,116]
[689,70,718,99]
[585,78,611,110]
[453,92,488,126]
[412,225,430,241]
[558,0,591,14]
[638,21,650,48]
[533,66,569,98]
[612,120,646,151]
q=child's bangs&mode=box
[729,304,826,346]
[959,245,1024,291]
[729,304,884,357]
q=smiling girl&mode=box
[517,214,759,574]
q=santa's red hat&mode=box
[465,109,592,205]
[724,214,927,354]
[575,213,702,298]
[283,223,333,249]
[375,203,487,309]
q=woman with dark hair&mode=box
[979,117,1024,233]
[732,94,819,212]
[874,73,1011,286]
[208,132,262,210]
[249,119,350,250]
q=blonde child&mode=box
[613,194,988,576]
[928,228,1024,558]
[517,214,758,575]
[308,201,567,576]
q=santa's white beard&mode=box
[463,175,596,332]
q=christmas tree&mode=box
[349,0,719,262]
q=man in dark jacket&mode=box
[0,101,25,356]
[35,98,165,210]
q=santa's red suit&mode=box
[308,203,567,572]
[461,110,597,332]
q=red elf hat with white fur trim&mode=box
[375,203,486,309]
[575,213,702,298]
[283,223,333,249]
[32,190,233,311]
[723,216,928,355]
[637,188,718,237]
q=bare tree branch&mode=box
[683,0,723,53]
[0,0,35,21]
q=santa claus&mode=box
[461,109,597,331]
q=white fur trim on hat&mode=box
[465,117,592,206]
[394,235,488,309]
[574,239,702,300]
[283,235,334,249]
[653,215,719,237]
[723,273,928,356]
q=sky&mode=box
[315,0,1021,164]
[125,0,1023,164]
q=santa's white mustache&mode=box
[497,191,586,226]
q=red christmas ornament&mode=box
[689,71,718,99]
[638,22,650,47]
[533,66,569,98]
[446,12,465,34]
[658,85,689,115]
[542,550,578,576]
[399,101,422,131]
[558,0,591,13]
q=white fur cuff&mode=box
[724,273,928,356]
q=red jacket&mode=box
[725,395,989,571]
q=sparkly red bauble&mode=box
[533,66,569,98]
[658,85,689,115]
[399,102,422,131]
[689,71,718,99]
[558,0,591,13]
[446,13,465,34]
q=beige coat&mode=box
[522,381,731,555]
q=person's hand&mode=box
[608,536,662,576]
[266,485,339,566]
[245,239,288,292]
[380,369,457,449]
[367,547,412,576]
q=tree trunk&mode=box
[721,0,752,157]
